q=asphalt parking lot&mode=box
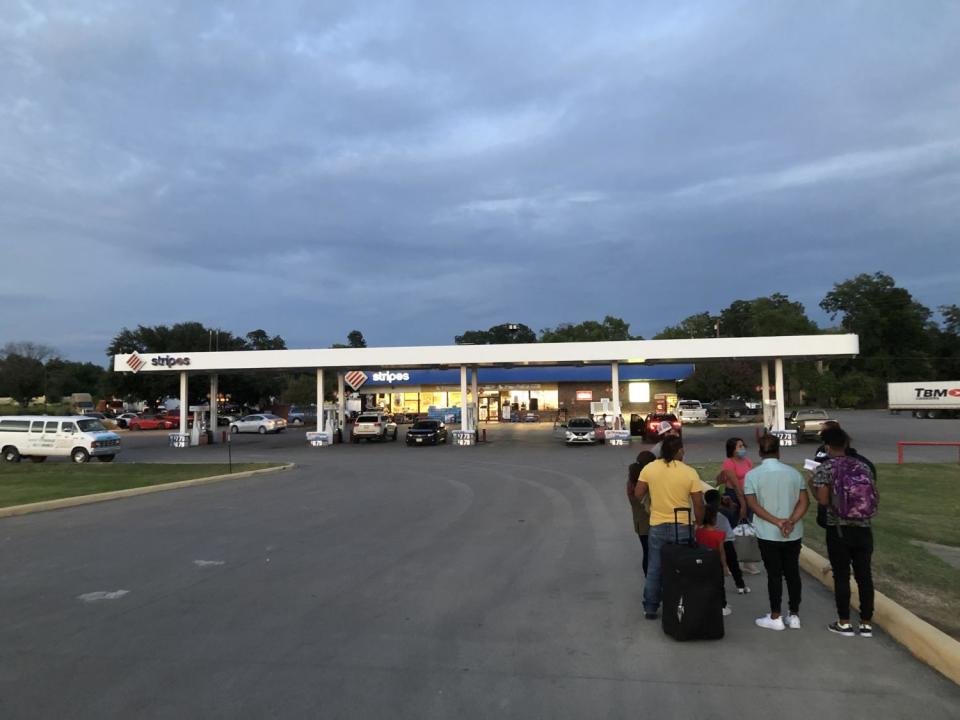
[115,409,960,466]
[2,414,958,718]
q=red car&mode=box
[127,414,174,431]
[641,413,683,442]
[157,411,193,429]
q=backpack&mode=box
[830,456,878,521]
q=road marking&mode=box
[193,560,226,567]
[78,590,129,602]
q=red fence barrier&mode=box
[896,441,960,465]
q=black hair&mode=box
[661,435,684,463]
[635,450,657,467]
[758,433,780,457]
[725,437,745,458]
[820,426,849,451]
[703,504,718,527]
[628,450,657,486]
[704,489,720,508]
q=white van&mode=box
[0,416,122,464]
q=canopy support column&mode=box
[611,361,621,427]
[179,372,188,435]
[471,367,479,430]
[761,362,772,430]
[337,372,346,437]
[774,358,786,431]
[316,369,324,433]
[460,365,468,432]
[209,374,218,443]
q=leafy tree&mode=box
[246,329,287,350]
[676,361,758,403]
[44,360,106,402]
[455,323,537,344]
[104,322,286,409]
[0,354,45,407]
[721,294,819,337]
[1,341,56,362]
[820,272,934,384]
[347,330,367,348]
[934,305,960,380]
[331,330,368,349]
[540,316,639,342]
[654,312,716,339]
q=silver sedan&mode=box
[229,414,287,435]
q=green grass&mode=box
[693,461,960,638]
[0,463,282,508]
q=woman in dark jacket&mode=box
[627,451,657,575]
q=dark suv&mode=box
[706,399,752,420]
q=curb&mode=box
[799,545,960,686]
[0,463,294,519]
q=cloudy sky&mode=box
[2,1,959,362]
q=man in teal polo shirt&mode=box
[744,434,809,631]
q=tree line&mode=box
[452,272,959,407]
[1,272,956,409]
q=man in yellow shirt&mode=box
[635,435,705,620]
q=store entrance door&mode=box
[480,396,500,423]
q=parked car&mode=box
[675,400,707,424]
[127,414,175,431]
[706,399,753,420]
[351,413,398,442]
[523,412,540,423]
[114,412,139,429]
[787,409,834,442]
[641,413,682,442]
[561,417,599,445]
[229,414,287,434]
[157,410,193,429]
[286,406,317,426]
[405,420,448,445]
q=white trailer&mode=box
[888,381,960,419]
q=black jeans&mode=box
[639,534,649,576]
[723,540,745,589]
[758,539,802,616]
[826,525,874,622]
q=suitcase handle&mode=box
[673,507,695,546]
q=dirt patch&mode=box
[911,540,960,571]
[879,575,960,640]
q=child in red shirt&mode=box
[696,505,732,616]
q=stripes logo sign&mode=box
[344,370,368,390]
[126,353,146,373]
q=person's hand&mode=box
[781,520,794,537]
[772,517,786,530]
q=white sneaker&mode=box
[737,586,751,595]
[723,605,733,616]
[787,614,801,629]
[755,614,786,631]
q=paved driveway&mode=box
[2,435,957,718]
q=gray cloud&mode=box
[1,1,959,360]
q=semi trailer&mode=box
[888,381,960,419]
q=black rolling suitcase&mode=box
[661,508,725,641]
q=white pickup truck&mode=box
[675,400,708,424]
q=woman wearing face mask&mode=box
[719,437,762,574]
[719,438,752,524]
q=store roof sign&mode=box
[372,371,410,383]
[345,370,368,389]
